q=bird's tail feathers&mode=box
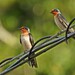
[28,53,38,68]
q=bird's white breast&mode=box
[21,35,32,51]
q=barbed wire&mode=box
[0,18,75,75]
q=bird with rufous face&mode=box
[50,8,75,39]
[20,26,37,68]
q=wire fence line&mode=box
[0,18,75,75]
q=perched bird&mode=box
[20,26,37,68]
[50,8,75,35]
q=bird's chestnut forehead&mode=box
[20,26,25,29]
[20,26,30,33]
[20,26,28,30]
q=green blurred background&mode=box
[0,0,75,75]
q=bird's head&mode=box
[19,26,30,34]
[50,8,61,16]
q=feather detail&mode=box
[29,33,34,46]
[54,14,75,32]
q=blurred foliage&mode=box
[0,0,75,75]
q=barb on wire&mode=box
[66,18,75,42]
[0,30,75,75]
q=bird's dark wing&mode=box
[20,35,22,44]
[57,14,69,28]
[29,33,38,68]
[29,33,34,46]
[58,14,75,33]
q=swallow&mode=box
[50,8,75,38]
[20,26,37,68]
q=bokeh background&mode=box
[0,0,75,75]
